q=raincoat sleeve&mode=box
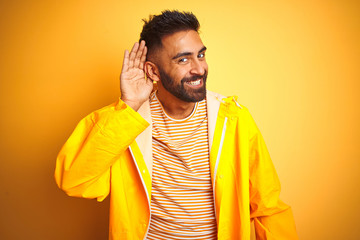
[247,112,298,240]
[54,99,149,201]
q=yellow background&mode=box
[1,0,359,239]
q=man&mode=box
[55,10,298,240]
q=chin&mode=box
[178,89,207,102]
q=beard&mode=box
[158,67,207,102]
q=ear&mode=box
[144,61,160,82]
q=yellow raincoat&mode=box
[55,91,298,239]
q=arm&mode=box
[55,40,152,201]
[55,102,149,201]
[247,112,298,239]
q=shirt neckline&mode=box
[153,92,199,122]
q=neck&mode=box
[156,88,196,120]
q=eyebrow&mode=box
[172,46,207,60]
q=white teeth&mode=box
[188,79,201,85]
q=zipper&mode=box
[128,146,151,240]
[212,117,228,221]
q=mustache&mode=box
[181,71,207,83]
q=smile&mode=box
[186,79,201,86]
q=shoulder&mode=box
[208,90,258,131]
[207,90,250,114]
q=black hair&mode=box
[140,10,200,57]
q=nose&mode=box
[190,59,206,76]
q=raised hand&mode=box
[120,40,153,111]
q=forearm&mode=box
[54,100,149,199]
[247,110,298,239]
[253,207,298,240]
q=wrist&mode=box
[121,98,143,111]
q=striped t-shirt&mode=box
[146,93,217,239]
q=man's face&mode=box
[156,30,208,102]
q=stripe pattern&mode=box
[146,93,217,239]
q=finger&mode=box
[139,46,147,70]
[128,42,139,68]
[134,40,145,68]
[121,50,130,73]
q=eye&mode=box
[198,52,205,58]
[178,58,188,63]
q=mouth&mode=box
[185,78,202,87]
